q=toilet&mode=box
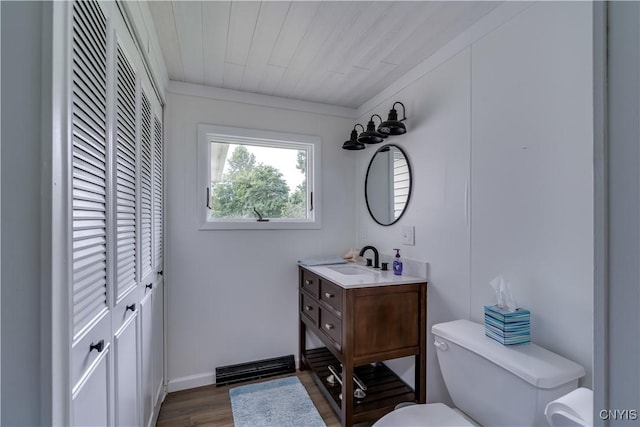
[374,319,586,427]
[545,387,593,426]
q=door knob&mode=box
[89,340,105,353]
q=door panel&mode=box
[72,344,111,426]
[153,279,164,403]
[140,290,153,426]
[114,314,139,427]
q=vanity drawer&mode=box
[300,292,319,326]
[319,308,342,347]
[320,280,343,314]
[300,270,320,298]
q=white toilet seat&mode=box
[545,387,593,427]
[373,403,476,427]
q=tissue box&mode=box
[484,305,530,345]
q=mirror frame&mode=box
[364,144,412,226]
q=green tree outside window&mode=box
[210,145,307,219]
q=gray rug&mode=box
[229,376,326,427]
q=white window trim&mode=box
[197,124,322,230]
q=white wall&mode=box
[164,86,356,390]
[1,2,45,425]
[356,1,593,403]
[605,1,640,421]
[470,0,593,386]
[357,46,472,404]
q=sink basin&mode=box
[328,265,376,275]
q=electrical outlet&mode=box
[402,225,415,245]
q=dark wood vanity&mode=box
[298,266,427,427]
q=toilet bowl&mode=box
[373,320,585,427]
[373,403,476,427]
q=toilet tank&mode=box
[432,320,585,427]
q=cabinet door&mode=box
[70,0,109,346]
[114,313,139,427]
[140,289,154,427]
[139,80,163,426]
[152,278,164,405]
[72,345,111,427]
[110,18,142,427]
[69,0,112,424]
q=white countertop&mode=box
[301,263,427,288]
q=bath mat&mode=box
[229,376,326,427]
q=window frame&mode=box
[197,124,322,230]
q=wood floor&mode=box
[156,371,375,427]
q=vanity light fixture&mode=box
[357,114,387,144]
[378,101,407,136]
[342,124,366,150]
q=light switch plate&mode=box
[402,225,415,245]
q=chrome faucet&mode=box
[359,246,380,269]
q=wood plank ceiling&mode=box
[148,1,500,109]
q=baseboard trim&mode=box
[148,387,167,427]
[166,361,306,393]
[167,372,215,393]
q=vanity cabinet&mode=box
[298,267,427,427]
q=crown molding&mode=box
[168,81,357,119]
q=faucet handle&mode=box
[366,258,373,267]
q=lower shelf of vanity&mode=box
[304,347,416,424]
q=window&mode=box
[198,124,321,229]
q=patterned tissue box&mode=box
[484,305,530,345]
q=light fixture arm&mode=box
[392,102,406,121]
[370,114,383,125]
[354,124,365,133]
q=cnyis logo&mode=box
[599,409,639,421]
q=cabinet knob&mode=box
[126,303,136,312]
[324,323,334,330]
[146,283,153,290]
[304,279,313,285]
[89,339,105,353]
[324,292,334,299]
[305,305,313,311]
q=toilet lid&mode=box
[373,403,475,427]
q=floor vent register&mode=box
[215,354,296,386]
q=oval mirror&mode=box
[365,144,412,226]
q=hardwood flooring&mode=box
[156,371,375,427]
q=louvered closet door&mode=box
[70,1,111,425]
[113,39,140,427]
[71,0,108,338]
[115,45,137,302]
[151,116,164,408]
[153,116,163,270]
[140,89,155,427]
[140,91,153,282]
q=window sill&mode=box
[198,219,321,230]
